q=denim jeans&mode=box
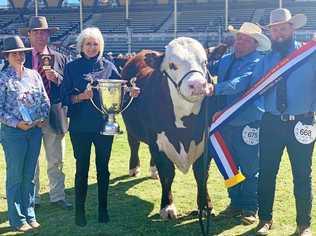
[1,124,42,228]
[221,122,260,213]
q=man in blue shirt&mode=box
[254,9,316,236]
[208,22,271,225]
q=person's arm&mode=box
[61,63,76,106]
[214,58,261,95]
[214,71,252,95]
[0,74,20,128]
[46,52,68,85]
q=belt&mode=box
[269,112,314,122]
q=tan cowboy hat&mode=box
[1,36,33,55]
[228,22,271,51]
[267,8,307,29]
[20,16,59,36]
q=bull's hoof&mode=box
[160,204,177,219]
[149,166,159,179]
[129,167,141,177]
[199,208,216,218]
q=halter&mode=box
[162,69,211,103]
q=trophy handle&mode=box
[86,83,108,115]
[121,77,137,113]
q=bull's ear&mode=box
[206,43,229,61]
[144,52,165,69]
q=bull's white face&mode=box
[161,37,208,103]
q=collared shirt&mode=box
[209,50,264,126]
[253,40,316,115]
[0,66,50,128]
[32,46,49,70]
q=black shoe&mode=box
[75,210,87,227]
[34,203,41,209]
[98,210,110,223]
[51,199,73,210]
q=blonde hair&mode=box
[76,27,104,59]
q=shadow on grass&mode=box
[0,176,154,235]
[0,176,251,236]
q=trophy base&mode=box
[100,122,121,136]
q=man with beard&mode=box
[254,9,316,236]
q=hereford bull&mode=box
[121,37,216,224]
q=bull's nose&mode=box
[188,80,206,90]
[187,79,208,96]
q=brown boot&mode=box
[29,221,41,229]
[15,223,33,232]
[296,225,312,236]
[241,211,257,225]
[256,220,272,235]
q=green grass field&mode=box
[0,118,315,236]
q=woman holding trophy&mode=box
[0,36,50,232]
[62,27,139,227]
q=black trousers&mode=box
[258,113,314,226]
[70,132,113,210]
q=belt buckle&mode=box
[280,114,295,122]
[280,114,288,122]
[289,115,295,121]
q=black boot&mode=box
[75,206,87,227]
[75,164,88,227]
[98,208,109,223]
[98,172,110,223]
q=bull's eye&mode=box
[202,60,208,67]
[169,62,178,71]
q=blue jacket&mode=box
[253,40,316,115]
[210,50,264,126]
[62,56,120,133]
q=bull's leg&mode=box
[149,145,176,219]
[128,133,141,177]
[193,155,213,213]
[149,157,159,179]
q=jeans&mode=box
[222,122,260,213]
[1,125,42,228]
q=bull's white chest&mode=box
[156,131,205,173]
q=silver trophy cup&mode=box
[89,79,129,135]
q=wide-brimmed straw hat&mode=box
[1,36,33,54]
[228,22,271,51]
[20,16,59,36]
[267,8,307,29]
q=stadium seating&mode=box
[0,0,315,55]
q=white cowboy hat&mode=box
[228,22,271,51]
[267,8,307,29]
